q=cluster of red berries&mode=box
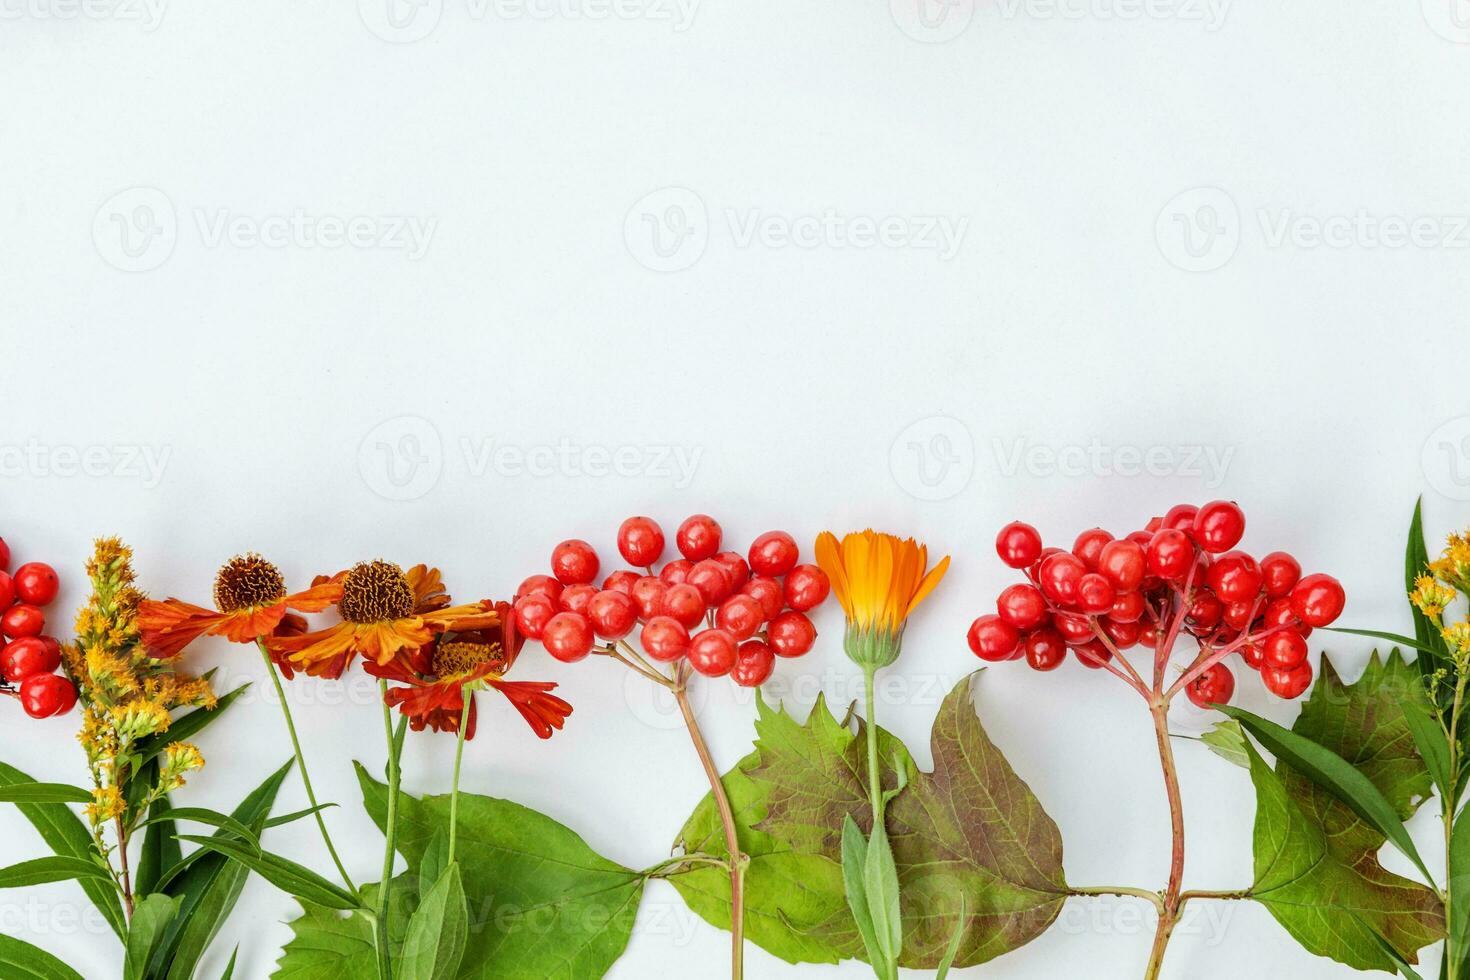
[0,537,74,718]
[514,515,830,687]
[967,501,1346,704]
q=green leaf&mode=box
[840,815,881,969]
[1406,498,1449,684]
[275,879,413,980]
[352,762,644,979]
[218,947,238,980]
[264,804,339,830]
[137,807,259,847]
[682,674,1067,970]
[136,789,183,897]
[1235,652,1443,970]
[416,829,449,905]
[154,759,293,980]
[1330,628,1443,659]
[934,893,967,980]
[862,822,901,968]
[1449,815,1470,980]
[0,856,112,888]
[0,761,127,942]
[1199,719,1250,770]
[1220,697,1435,885]
[124,893,179,980]
[0,933,85,980]
[1401,692,1452,803]
[176,836,360,911]
[0,784,93,804]
[400,863,468,980]
[131,682,250,766]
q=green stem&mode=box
[256,641,357,896]
[448,685,472,865]
[375,685,404,980]
[1445,673,1465,980]
[864,664,882,823]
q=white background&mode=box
[4,1,1470,977]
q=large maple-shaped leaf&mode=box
[675,672,1066,970]
[1247,651,1443,970]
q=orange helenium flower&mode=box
[815,529,949,667]
[139,554,344,660]
[365,602,571,740]
[270,562,499,677]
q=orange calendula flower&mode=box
[364,602,572,740]
[815,529,950,668]
[139,554,344,660]
[271,561,498,677]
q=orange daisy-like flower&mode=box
[139,555,344,660]
[270,561,499,678]
[365,602,572,740]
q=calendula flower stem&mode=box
[448,685,472,866]
[376,685,404,980]
[256,641,357,896]
[863,665,882,825]
[673,668,745,980]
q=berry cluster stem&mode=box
[673,665,746,980]
[1144,698,1186,980]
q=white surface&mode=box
[3,3,1470,977]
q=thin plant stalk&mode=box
[375,683,405,980]
[256,640,357,895]
[448,684,472,865]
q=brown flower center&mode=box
[339,560,414,623]
[213,554,287,612]
[431,640,504,679]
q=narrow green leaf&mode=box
[131,682,250,765]
[1357,917,1426,980]
[840,814,880,969]
[137,807,258,848]
[1406,498,1449,675]
[218,947,238,980]
[176,836,361,911]
[136,787,182,898]
[123,893,179,980]
[1330,628,1444,658]
[264,803,338,830]
[0,933,85,980]
[0,761,127,942]
[935,893,968,980]
[0,784,93,804]
[1220,704,1436,886]
[417,829,448,904]
[399,863,468,980]
[0,856,112,888]
[155,759,294,980]
[1401,694,1452,802]
[1450,815,1470,980]
[863,822,902,968]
